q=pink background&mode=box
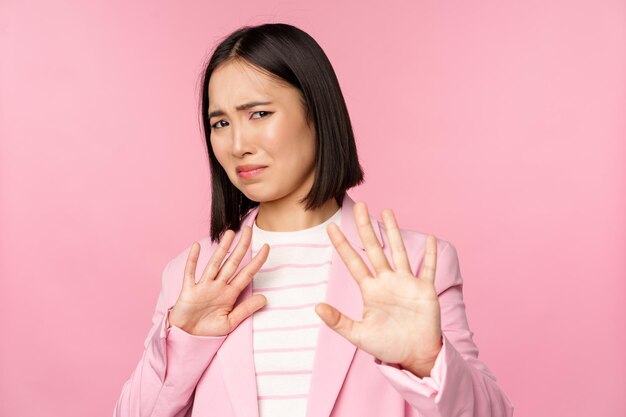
[1,1,624,416]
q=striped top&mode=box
[250,206,342,417]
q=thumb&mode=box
[315,303,357,346]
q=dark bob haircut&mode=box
[199,23,365,243]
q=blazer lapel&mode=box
[217,205,262,417]
[217,192,384,417]
[306,192,384,417]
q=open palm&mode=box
[315,202,442,377]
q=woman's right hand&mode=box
[168,225,269,337]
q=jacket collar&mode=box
[228,191,384,253]
[217,191,385,417]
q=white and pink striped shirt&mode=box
[250,206,342,417]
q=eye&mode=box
[210,120,228,130]
[210,111,272,130]
[251,110,272,120]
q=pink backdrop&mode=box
[1,1,624,416]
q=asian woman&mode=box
[114,22,514,417]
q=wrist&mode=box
[402,358,437,378]
[401,337,443,378]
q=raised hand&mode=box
[315,202,443,378]
[168,226,270,337]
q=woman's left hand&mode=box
[315,201,443,378]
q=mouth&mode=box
[237,166,267,179]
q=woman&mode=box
[114,23,514,417]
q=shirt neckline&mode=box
[252,206,342,244]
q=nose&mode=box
[230,121,256,158]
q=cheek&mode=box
[210,140,228,165]
[292,132,316,165]
[271,120,316,162]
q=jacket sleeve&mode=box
[373,241,515,417]
[113,260,227,417]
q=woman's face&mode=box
[208,60,317,204]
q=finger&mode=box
[381,208,412,272]
[354,202,392,275]
[315,302,360,348]
[215,225,252,283]
[228,243,270,291]
[327,222,371,285]
[228,294,267,331]
[183,241,201,287]
[198,229,235,284]
[418,235,438,283]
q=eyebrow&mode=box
[208,101,273,119]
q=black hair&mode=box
[199,22,365,243]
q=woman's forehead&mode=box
[208,62,297,111]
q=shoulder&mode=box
[375,221,463,294]
[159,236,217,306]
[167,236,216,272]
[375,219,453,257]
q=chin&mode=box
[238,187,276,204]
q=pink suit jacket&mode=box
[114,192,515,417]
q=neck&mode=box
[255,195,342,232]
